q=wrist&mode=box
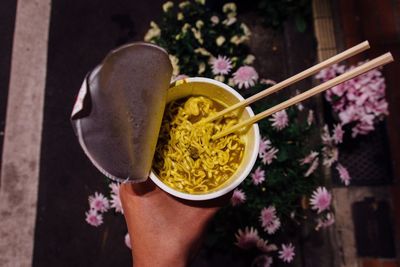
[133,248,189,267]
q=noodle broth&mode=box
[153,96,245,194]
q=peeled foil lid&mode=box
[71,42,172,183]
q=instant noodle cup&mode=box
[149,77,260,201]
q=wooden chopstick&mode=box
[199,41,370,125]
[212,52,394,140]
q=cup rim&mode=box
[149,77,260,201]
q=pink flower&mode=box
[258,138,271,158]
[110,194,124,213]
[300,151,319,165]
[310,187,332,213]
[251,255,273,267]
[321,125,332,145]
[109,183,120,196]
[265,218,281,234]
[304,158,319,177]
[261,147,279,165]
[269,110,288,130]
[125,233,132,249]
[257,239,278,252]
[235,227,260,249]
[336,163,351,186]
[278,243,295,263]
[315,212,335,230]
[319,63,389,137]
[332,124,344,144]
[260,206,281,234]
[85,209,103,227]
[109,183,124,213]
[231,188,246,206]
[210,55,232,75]
[88,192,110,213]
[260,79,277,86]
[251,166,265,185]
[233,66,259,89]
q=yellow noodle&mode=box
[153,96,245,194]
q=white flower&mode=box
[177,12,184,21]
[162,1,173,12]
[144,21,160,42]
[216,36,225,46]
[243,54,255,65]
[181,23,191,33]
[194,47,211,56]
[230,34,248,45]
[198,62,206,74]
[223,2,237,13]
[169,55,180,76]
[223,17,237,26]
[179,1,190,9]
[211,16,219,25]
[191,28,203,44]
[214,75,225,82]
[196,20,204,29]
[241,23,251,38]
[195,0,205,4]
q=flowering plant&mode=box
[83,1,388,266]
[316,63,389,138]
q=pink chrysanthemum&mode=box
[265,218,281,234]
[235,227,260,249]
[260,206,281,234]
[233,66,259,89]
[336,163,351,186]
[257,239,278,253]
[110,194,124,213]
[269,110,289,131]
[258,138,271,158]
[125,233,132,249]
[278,243,295,263]
[261,147,279,165]
[310,187,332,214]
[251,255,273,267]
[300,151,319,165]
[109,183,124,213]
[251,166,265,185]
[109,183,120,195]
[88,192,110,213]
[332,124,344,144]
[85,209,103,227]
[304,158,319,177]
[315,212,335,230]
[231,188,246,206]
[210,55,232,75]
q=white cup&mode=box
[149,77,260,200]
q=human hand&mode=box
[120,180,231,267]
